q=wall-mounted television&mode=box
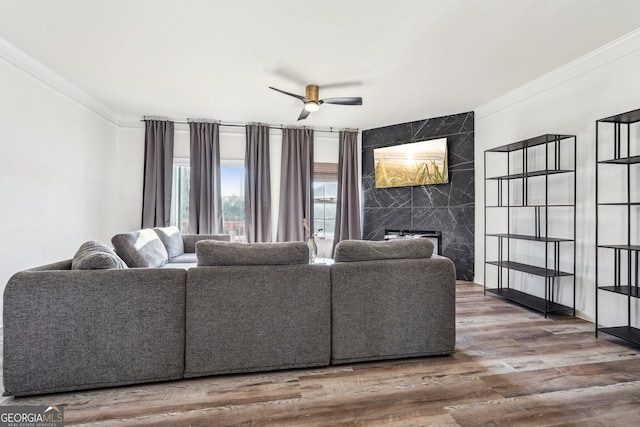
[374,137,448,188]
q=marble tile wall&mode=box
[362,111,475,280]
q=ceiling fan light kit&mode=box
[304,101,320,112]
[269,84,363,121]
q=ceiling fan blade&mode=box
[297,108,311,121]
[319,97,363,106]
[269,86,306,102]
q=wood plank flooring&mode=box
[2,282,640,426]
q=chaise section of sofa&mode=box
[184,240,331,378]
[3,260,187,397]
[330,239,456,364]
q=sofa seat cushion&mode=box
[334,239,434,263]
[71,241,128,270]
[164,253,198,269]
[163,253,198,269]
[154,226,185,258]
[111,229,169,268]
[196,241,308,266]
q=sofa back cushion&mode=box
[334,239,434,263]
[153,226,185,258]
[111,229,169,268]
[72,241,128,270]
[196,240,308,266]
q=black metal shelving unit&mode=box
[484,134,576,318]
[595,107,640,345]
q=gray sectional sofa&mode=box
[3,233,455,397]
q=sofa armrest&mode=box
[25,259,73,271]
[3,267,186,396]
[182,234,230,253]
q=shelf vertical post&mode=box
[544,135,550,317]
[484,150,488,296]
[627,121,632,329]
[507,149,511,291]
[595,121,600,336]
[572,135,576,317]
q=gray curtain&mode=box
[333,130,362,253]
[244,124,272,243]
[142,119,174,228]
[189,121,223,234]
[277,128,314,242]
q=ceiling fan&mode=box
[269,85,363,121]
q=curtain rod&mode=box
[141,117,358,134]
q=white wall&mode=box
[475,29,640,325]
[115,124,340,249]
[115,125,145,232]
[0,54,119,324]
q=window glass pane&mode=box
[221,166,245,242]
[313,201,325,234]
[325,202,336,219]
[313,182,325,199]
[176,164,190,234]
[324,218,336,236]
[325,182,338,199]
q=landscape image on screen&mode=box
[374,137,448,188]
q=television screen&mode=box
[374,137,448,188]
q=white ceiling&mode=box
[2,0,640,130]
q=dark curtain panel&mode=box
[142,119,174,228]
[333,130,362,253]
[277,128,314,242]
[189,121,223,234]
[244,124,272,243]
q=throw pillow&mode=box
[196,240,308,266]
[153,226,185,258]
[111,229,169,268]
[334,239,434,263]
[72,240,129,270]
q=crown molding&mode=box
[0,36,120,125]
[116,115,146,129]
[475,27,640,120]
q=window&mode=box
[172,159,245,242]
[313,163,338,237]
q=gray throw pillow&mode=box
[111,229,169,268]
[196,240,308,266]
[72,240,129,270]
[334,239,434,262]
[153,226,185,259]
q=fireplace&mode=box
[384,229,442,255]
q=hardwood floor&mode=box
[2,282,640,426]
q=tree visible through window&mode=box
[220,164,245,241]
